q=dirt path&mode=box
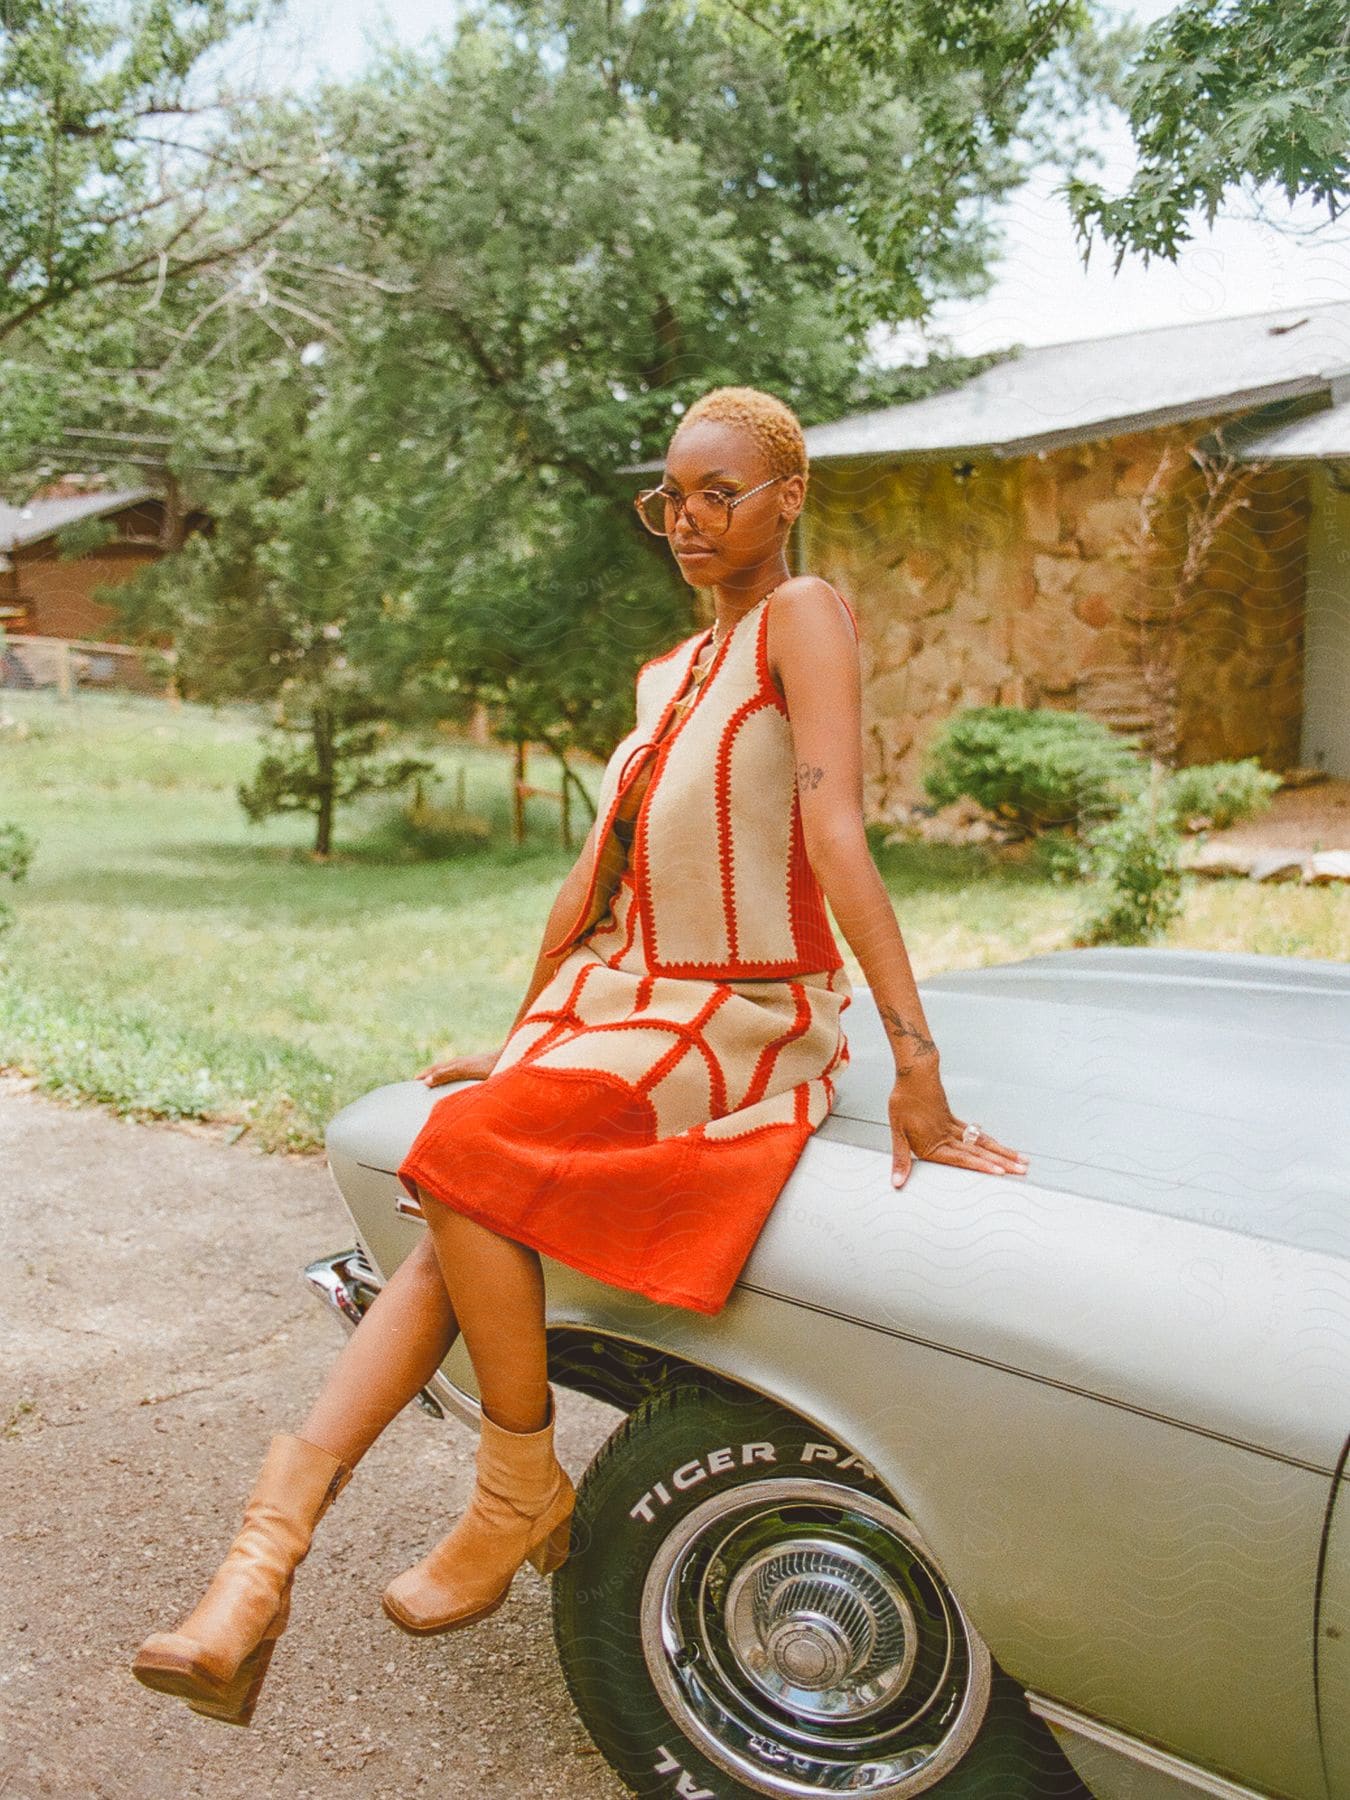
[0,1077,630,1800]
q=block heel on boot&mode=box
[382,1388,574,1636]
[180,1629,281,1727]
[526,1512,573,1577]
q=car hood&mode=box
[823,946,1349,1259]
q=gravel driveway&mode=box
[0,1076,630,1800]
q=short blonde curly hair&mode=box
[670,385,808,484]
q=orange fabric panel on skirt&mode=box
[398,1059,819,1316]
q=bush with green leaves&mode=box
[1164,757,1283,831]
[0,822,36,933]
[922,707,1147,838]
[1075,781,1184,946]
[1028,827,1092,885]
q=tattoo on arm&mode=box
[879,1004,937,1066]
[797,760,825,790]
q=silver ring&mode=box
[961,1122,982,1146]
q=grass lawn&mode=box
[1,688,1345,1152]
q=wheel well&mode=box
[544,1324,881,1481]
[545,1323,710,1414]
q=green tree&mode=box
[1065,0,1350,265]
[0,0,344,470]
[235,697,433,860]
[741,0,1349,272]
[18,0,1126,851]
[113,366,443,856]
[688,0,1139,328]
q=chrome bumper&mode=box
[300,1246,480,1424]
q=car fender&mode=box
[327,1077,1338,1800]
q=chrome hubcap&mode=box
[726,1538,918,1721]
[641,1476,992,1798]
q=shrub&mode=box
[1164,757,1282,831]
[1075,777,1184,945]
[0,821,36,933]
[1028,827,1092,884]
[361,788,493,862]
[922,707,1147,838]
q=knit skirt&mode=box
[397,868,852,1316]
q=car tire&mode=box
[553,1375,1084,1800]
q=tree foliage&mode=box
[1065,0,1350,265]
[693,0,1138,326]
[0,0,346,475]
[737,0,1350,270]
[0,0,332,339]
[3,0,1128,850]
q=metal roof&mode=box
[0,485,159,551]
[619,301,1350,472]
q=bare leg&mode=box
[295,1233,461,1468]
[412,1182,550,1434]
[132,1236,467,1720]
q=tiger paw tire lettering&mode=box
[552,1377,1083,1798]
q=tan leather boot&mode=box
[131,1433,353,1726]
[382,1387,574,1635]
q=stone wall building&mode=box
[627,302,1350,815]
[802,415,1312,814]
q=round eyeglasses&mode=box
[635,473,786,539]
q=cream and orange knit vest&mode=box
[544,583,858,978]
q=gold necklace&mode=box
[671,618,725,715]
[694,616,727,675]
[671,578,787,715]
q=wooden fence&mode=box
[0,634,172,699]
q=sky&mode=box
[232,0,1350,362]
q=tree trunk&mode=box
[556,753,598,845]
[313,704,336,857]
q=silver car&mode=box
[306,944,1350,1800]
